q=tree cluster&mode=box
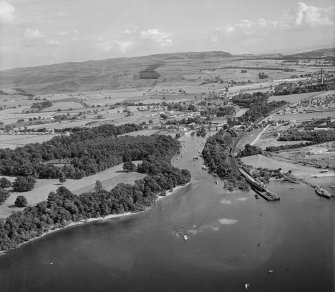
[231,92,270,108]
[31,100,53,111]
[200,106,235,117]
[237,144,262,157]
[0,124,180,180]
[12,176,36,192]
[0,188,10,205]
[202,130,249,191]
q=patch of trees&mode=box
[165,117,204,125]
[237,144,262,157]
[259,72,268,79]
[302,118,335,130]
[0,124,160,180]
[278,129,335,143]
[196,126,206,137]
[202,130,249,191]
[200,106,235,117]
[12,176,36,192]
[31,100,53,111]
[274,81,335,96]
[14,195,28,207]
[0,157,191,251]
[252,167,283,184]
[234,100,287,124]
[0,177,11,188]
[0,188,10,205]
[123,161,136,172]
[231,92,270,108]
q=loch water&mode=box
[0,135,334,292]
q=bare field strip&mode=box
[120,129,160,136]
[0,134,55,149]
[268,92,325,103]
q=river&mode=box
[0,134,334,292]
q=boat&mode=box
[315,186,332,199]
[183,235,188,241]
[244,283,250,290]
[255,194,259,199]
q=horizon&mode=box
[0,0,334,70]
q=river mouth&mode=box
[0,134,333,292]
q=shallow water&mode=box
[0,135,334,292]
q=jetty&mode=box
[238,168,280,201]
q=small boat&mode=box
[268,269,274,273]
[183,235,188,241]
[244,283,250,290]
[289,187,294,189]
[315,186,332,199]
[255,194,259,199]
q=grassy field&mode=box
[269,92,323,103]
[0,162,146,218]
[271,111,335,121]
[120,129,160,136]
[241,154,335,179]
[0,134,55,149]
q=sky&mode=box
[0,0,334,69]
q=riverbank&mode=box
[241,154,335,180]
[0,181,191,256]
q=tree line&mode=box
[278,129,335,143]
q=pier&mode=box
[238,168,280,201]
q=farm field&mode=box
[120,129,160,136]
[271,111,335,121]
[269,91,324,103]
[241,154,335,179]
[271,142,335,170]
[0,162,145,218]
[0,134,55,149]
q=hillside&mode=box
[284,48,335,59]
[0,51,232,95]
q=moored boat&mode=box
[315,186,332,199]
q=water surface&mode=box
[0,134,334,292]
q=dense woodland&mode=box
[0,124,182,180]
[229,93,287,126]
[278,129,335,143]
[202,130,249,191]
[274,81,335,96]
[231,92,270,108]
[0,154,191,251]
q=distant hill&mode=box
[0,51,232,95]
[284,48,335,59]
